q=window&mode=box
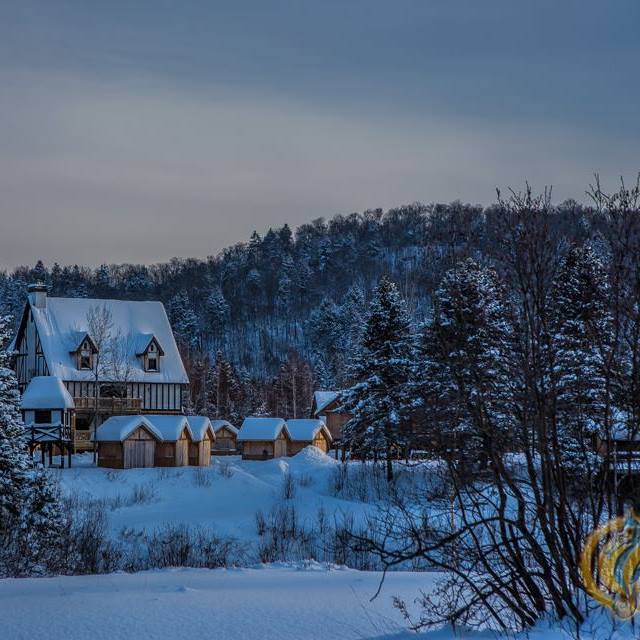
[75,415,92,431]
[79,340,93,370]
[147,356,158,371]
[34,410,52,424]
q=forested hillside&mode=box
[0,193,600,419]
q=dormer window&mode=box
[71,334,98,371]
[137,335,164,372]
[79,341,93,370]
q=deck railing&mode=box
[73,397,143,412]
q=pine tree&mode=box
[419,259,515,466]
[0,316,65,576]
[167,290,200,350]
[341,277,415,481]
[549,244,615,479]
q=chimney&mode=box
[28,282,48,309]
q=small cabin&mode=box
[21,376,75,467]
[95,414,214,468]
[211,419,239,455]
[186,416,216,466]
[286,419,332,456]
[237,417,290,460]
[94,416,161,469]
[147,415,195,467]
[311,391,351,442]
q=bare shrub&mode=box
[193,467,213,488]
[255,510,267,537]
[128,482,157,505]
[144,524,244,569]
[281,472,296,500]
[215,460,234,478]
[296,473,313,488]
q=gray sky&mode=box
[1,1,639,269]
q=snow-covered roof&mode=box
[211,419,238,436]
[145,415,193,441]
[237,417,288,441]
[286,419,332,443]
[95,414,212,442]
[22,297,188,384]
[186,416,216,441]
[21,376,75,410]
[94,415,162,442]
[313,391,339,415]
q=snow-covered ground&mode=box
[1,451,635,639]
[0,565,433,640]
[50,449,374,540]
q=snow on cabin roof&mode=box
[313,391,339,415]
[211,419,238,436]
[21,376,75,410]
[286,419,332,443]
[95,414,212,442]
[145,415,193,442]
[26,297,188,384]
[237,417,288,441]
[186,416,215,441]
[94,415,162,442]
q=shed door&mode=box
[124,440,155,468]
[199,437,211,466]
[176,438,189,466]
[274,436,287,458]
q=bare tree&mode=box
[85,304,113,454]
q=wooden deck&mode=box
[74,397,143,412]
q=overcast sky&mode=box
[1,1,639,269]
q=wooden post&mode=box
[48,443,53,466]
[68,445,72,468]
[41,445,45,465]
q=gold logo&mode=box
[581,509,640,618]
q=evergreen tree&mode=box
[167,290,200,350]
[0,316,65,576]
[549,244,615,479]
[205,287,230,341]
[418,259,515,466]
[341,277,415,480]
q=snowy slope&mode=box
[52,450,373,540]
[0,565,434,640]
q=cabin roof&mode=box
[21,297,188,384]
[286,419,332,443]
[237,417,288,441]
[186,415,216,441]
[144,415,193,441]
[94,415,162,442]
[211,419,238,436]
[95,414,212,442]
[312,391,339,415]
[21,376,75,410]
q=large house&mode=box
[12,283,189,452]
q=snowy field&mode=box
[0,565,434,640]
[0,450,635,640]
[49,448,374,540]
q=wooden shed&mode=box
[286,419,332,456]
[211,419,239,455]
[311,391,351,441]
[148,415,194,467]
[237,417,290,460]
[95,416,162,469]
[186,416,216,466]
